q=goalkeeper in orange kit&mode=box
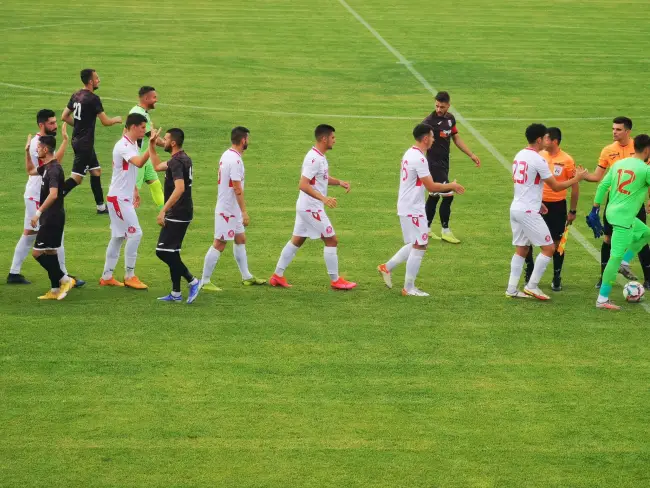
[524,127,579,291]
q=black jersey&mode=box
[164,151,193,221]
[37,160,65,225]
[67,89,104,150]
[422,111,458,169]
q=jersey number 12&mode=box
[616,169,635,195]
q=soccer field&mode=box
[2,0,650,486]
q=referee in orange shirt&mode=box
[524,127,578,291]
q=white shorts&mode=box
[24,197,40,231]
[510,209,552,246]
[107,196,141,238]
[399,215,429,245]
[293,210,336,239]
[214,212,245,241]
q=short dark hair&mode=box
[139,86,155,97]
[125,112,147,128]
[526,123,547,143]
[39,135,56,153]
[613,116,633,131]
[36,109,55,125]
[413,123,434,141]
[435,91,451,104]
[167,128,184,148]
[80,69,95,85]
[231,126,250,145]
[315,124,335,141]
[633,134,650,153]
[545,127,562,145]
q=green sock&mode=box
[149,179,164,209]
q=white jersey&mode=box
[24,134,44,200]
[215,148,245,217]
[397,146,431,216]
[108,135,140,200]
[296,147,329,212]
[510,147,552,212]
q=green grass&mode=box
[1,0,650,486]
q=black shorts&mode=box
[604,203,646,236]
[541,200,567,241]
[34,223,64,250]
[156,220,190,252]
[429,165,449,184]
[71,146,100,176]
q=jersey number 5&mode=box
[72,102,82,121]
[616,169,636,195]
[512,160,528,184]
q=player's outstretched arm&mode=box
[148,130,168,171]
[98,112,123,127]
[54,124,69,163]
[594,169,613,206]
[327,176,351,193]
[24,135,38,176]
[299,176,337,208]
[452,133,480,167]
[421,175,465,195]
[584,165,607,183]
[544,166,587,192]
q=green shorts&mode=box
[610,218,650,257]
[136,160,158,189]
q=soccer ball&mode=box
[623,281,645,303]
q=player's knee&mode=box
[414,243,428,251]
[23,229,36,236]
[323,235,338,247]
[31,250,41,259]
[540,244,555,257]
[90,169,102,177]
[128,228,143,239]
[603,235,611,244]
[291,236,306,247]
[234,233,246,245]
[213,239,227,252]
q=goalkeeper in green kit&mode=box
[130,86,165,209]
[587,134,650,309]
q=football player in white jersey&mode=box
[269,124,356,290]
[6,110,85,286]
[378,124,466,296]
[506,123,586,300]
[99,113,151,289]
[200,126,266,291]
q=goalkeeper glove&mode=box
[586,206,603,238]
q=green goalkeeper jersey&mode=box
[595,156,650,227]
[129,105,152,154]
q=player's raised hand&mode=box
[150,127,162,145]
[339,180,351,193]
[25,134,32,151]
[574,165,588,181]
[451,180,465,195]
[242,211,250,227]
[323,196,337,209]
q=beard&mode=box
[164,145,172,153]
[45,128,57,136]
[243,143,248,150]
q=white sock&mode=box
[274,241,299,277]
[621,260,630,266]
[507,254,525,294]
[441,227,451,234]
[323,246,339,281]
[60,274,71,284]
[10,234,36,274]
[527,253,552,289]
[189,277,199,286]
[57,233,68,275]
[386,244,412,271]
[202,246,221,282]
[102,237,124,280]
[124,232,142,278]
[171,290,182,298]
[233,244,253,280]
[97,203,106,211]
[404,248,426,291]
[597,294,609,303]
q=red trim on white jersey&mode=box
[228,148,242,157]
[411,146,425,155]
[312,146,325,157]
[123,135,135,145]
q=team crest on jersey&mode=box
[228,230,235,238]
[326,226,333,234]
[448,120,452,127]
[128,226,136,234]
[421,233,428,242]
[545,235,551,242]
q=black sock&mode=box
[524,247,534,282]
[157,250,183,292]
[63,178,78,196]
[425,195,440,228]
[439,196,453,229]
[637,245,650,282]
[90,175,104,205]
[36,254,63,288]
[179,257,194,283]
[601,242,611,276]
[553,251,565,280]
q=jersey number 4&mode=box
[72,102,82,121]
[616,169,635,195]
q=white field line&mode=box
[0,82,645,123]
[336,0,649,312]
